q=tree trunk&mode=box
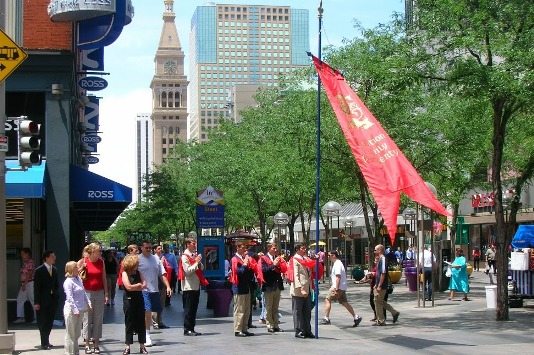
[491,97,509,321]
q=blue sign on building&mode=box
[81,47,105,71]
[84,96,99,132]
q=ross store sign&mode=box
[81,135,102,144]
[84,156,99,164]
[48,0,116,22]
[78,76,108,91]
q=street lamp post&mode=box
[345,220,353,265]
[424,181,438,308]
[274,212,289,253]
[402,207,417,302]
[322,201,341,280]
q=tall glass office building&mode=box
[189,3,309,142]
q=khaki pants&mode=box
[233,293,250,332]
[264,289,281,329]
[373,288,398,324]
[64,310,84,355]
[83,290,105,341]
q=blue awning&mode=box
[5,160,46,199]
[511,225,534,249]
[70,165,132,230]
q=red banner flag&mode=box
[311,55,449,245]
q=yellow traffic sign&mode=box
[0,29,27,82]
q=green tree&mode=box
[410,0,534,320]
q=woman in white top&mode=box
[64,261,91,355]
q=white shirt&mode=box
[419,250,435,268]
[138,253,165,292]
[330,259,347,291]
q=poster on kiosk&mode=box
[197,236,225,279]
[196,186,225,279]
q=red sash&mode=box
[249,257,264,285]
[288,256,324,289]
[260,255,288,274]
[230,256,242,285]
[161,256,173,284]
[178,255,209,286]
[230,254,257,285]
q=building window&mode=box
[161,91,167,107]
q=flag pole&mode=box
[313,0,324,339]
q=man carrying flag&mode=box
[179,238,209,336]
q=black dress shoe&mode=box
[267,328,275,333]
[235,332,248,337]
[159,324,170,329]
[305,333,315,338]
[273,327,284,332]
[184,330,200,336]
[40,345,51,350]
[244,331,255,336]
[392,312,400,324]
[295,332,306,339]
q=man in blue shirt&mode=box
[394,247,404,263]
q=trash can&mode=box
[403,259,415,269]
[405,266,418,292]
[485,285,497,309]
[206,280,233,317]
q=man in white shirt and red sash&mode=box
[179,238,209,336]
[259,243,287,333]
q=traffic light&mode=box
[18,119,41,168]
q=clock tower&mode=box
[150,0,188,165]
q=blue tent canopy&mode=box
[511,225,534,249]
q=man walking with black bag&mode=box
[373,245,400,326]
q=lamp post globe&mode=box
[425,181,438,197]
[322,201,341,216]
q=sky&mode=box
[91,0,405,201]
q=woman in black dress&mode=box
[121,255,147,354]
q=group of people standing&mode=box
[12,239,206,355]
[229,241,401,339]
[14,238,497,352]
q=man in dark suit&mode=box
[33,250,59,350]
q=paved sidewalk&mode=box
[8,270,534,354]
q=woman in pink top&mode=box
[78,243,108,354]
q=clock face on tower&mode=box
[163,60,177,74]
